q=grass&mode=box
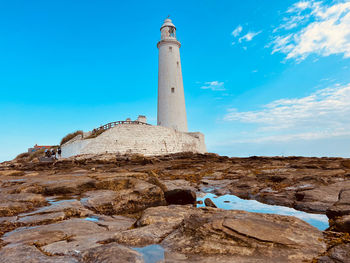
[84,129,106,139]
[15,149,47,162]
[28,149,46,161]
[60,130,83,145]
[15,152,30,160]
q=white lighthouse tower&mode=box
[157,18,188,132]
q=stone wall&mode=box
[61,124,206,158]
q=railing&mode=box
[92,120,150,134]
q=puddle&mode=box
[197,193,329,231]
[132,244,165,263]
[84,216,100,222]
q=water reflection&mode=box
[133,244,165,263]
[197,193,329,230]
[84,216,100,222]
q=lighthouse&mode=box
[157,18,188,132]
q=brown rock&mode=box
[295,183,345,213]
[327,189,350,219]
[38,175,97,195]
[0,245,78,263]
[113,223,176,246]
[41,232,115,256]
[80,243,143,263]
[164,189,196,205]
[137,205,196,227]
[0,170,24,177]
[204,198,217,208]
[331,215,350,233]
[0,193,46,216]
[3,218,107,245]
[318,243,350,263]
[161,208,326,262]
[82,179,165,215]
[40,215,134,255]
[81,190,117,215]
[17,211,66,225]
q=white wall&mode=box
[61,124,206,158]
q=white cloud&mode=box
[231,25,261,48]
[200,81,225,91]
[224,83,350,141]
[271,1,350,61]
[239,31,262,42]
[232,25,243,37]
[287,0,313,13]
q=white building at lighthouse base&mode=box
[60,123,206,158]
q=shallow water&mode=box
[197,193,329,230]
[84,216,100,222]
[132,244,165,263]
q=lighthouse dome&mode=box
[160,18,176,30]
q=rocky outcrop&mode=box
[204,197,217,208]
[79,243,143,263]
[0,193,47,217]
[164,189,196,205]
[318,243,350,263]
[82,179,166,215]
[1,153,350,262]
[160,207,326,262]
[0,245,79,263]
[327,188,350,233]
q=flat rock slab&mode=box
[16,211,66,225]
[41,232,116,256]
[79,243,143,263]
[161,179,196,192]
[0,193,47,216]
[137,205,198,226]
[0,170,24,177]
[160,207,326,262]
[82,179,165,215]
[0,245,78,263]
[113,223,176,246]
[3,218,107,245]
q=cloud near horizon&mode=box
[271,0,350,61]
[224,83,350,143]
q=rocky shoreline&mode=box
[1,153,349,262]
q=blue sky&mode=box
[1,0,350,161]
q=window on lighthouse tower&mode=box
[171,87,175,93]
[169,27,175,37]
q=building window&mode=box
[171,87,175,93]
[169,46,172,52]
[177,61,179,66]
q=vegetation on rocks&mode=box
[84,129,106,139]
[60,130,83,145]
[15,149,46,163]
